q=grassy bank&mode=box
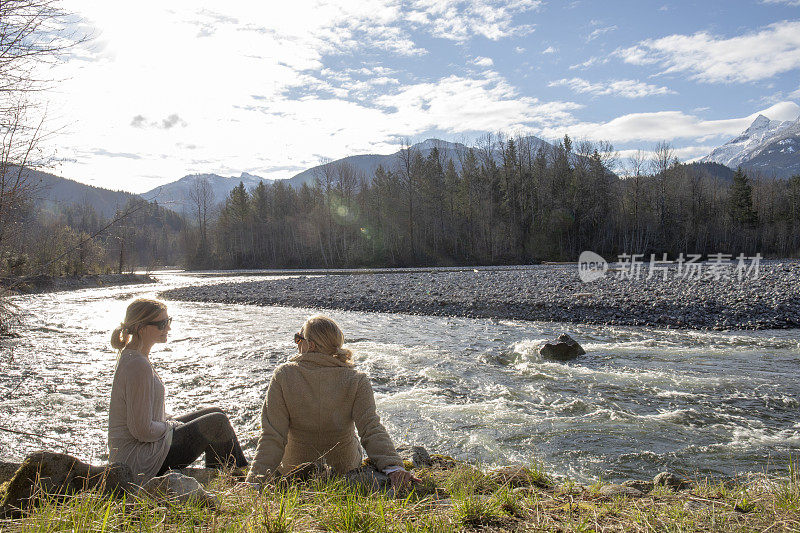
[2,457,799,532]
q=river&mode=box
[1,271,799,483]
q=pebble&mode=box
[621,479,654,493]
[653,472,691,490]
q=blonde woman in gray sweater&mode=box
[108,298,247,479]
[246,315,419,489]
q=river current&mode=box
[2,271,799,483]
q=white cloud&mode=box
[542,46,556,54]
[472,56,494,67]
[406,0,541,41]
[130,114,188,129]
[537,101,800,144]
[616,20,800,83]
[371,77,400,86]
[586,25,616,42]
[761,0,800,5]
[616,145,715,164]
[569,56,607,70]
[755,87,800,106]
[549,78,676,98]
[374,72,582,134]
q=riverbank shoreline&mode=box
[0,273,155,295]
[1,449,797,531]
[160,263,800,330]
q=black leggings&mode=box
[156,407,248,475]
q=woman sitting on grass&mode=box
[246,314,418,489]
[108,298,248,479]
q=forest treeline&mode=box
[2,134,800,276]
[204,136,800,267]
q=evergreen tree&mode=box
[788,174,800,222]
[729,167,758,226]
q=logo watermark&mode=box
[578,252,762,283]
[578,251,608,283]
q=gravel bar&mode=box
[160,263,800,330]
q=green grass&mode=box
[452,493,505,527]
[3,458,800,532]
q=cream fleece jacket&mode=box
[246,351,403,483]
[107,349,175,479]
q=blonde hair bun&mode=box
[303,315,353,364]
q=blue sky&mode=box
[44,0,800,192]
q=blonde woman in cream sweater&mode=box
[246,315,418,489]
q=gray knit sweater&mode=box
[107,349,175,479]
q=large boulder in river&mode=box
[538,333,586,360]
[0,451,133,518]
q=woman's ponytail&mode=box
[110,325,129,350]
[334,346,353,364]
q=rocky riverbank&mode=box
[160,262,800,330]
[0,273,155,295]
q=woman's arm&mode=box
[124,358,170,443]
[246,371,291,484]
[351,374,404,472]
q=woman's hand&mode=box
[388,469,421,490]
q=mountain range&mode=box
[19,167,136,218]
[284,137,551,188]
[284,138,468,189]
[141,137,551,211]
[141,172,273,214]
[700,113,800,177]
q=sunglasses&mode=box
[147,317,172,331]
[294,332,305,344]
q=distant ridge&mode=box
[684,162,736,182]
[285,136,552,188]
[16,167,136,218]
[141,135,578,209]
[141,172,272,213]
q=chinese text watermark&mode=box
[578,252,762,283]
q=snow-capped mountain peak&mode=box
[701,114,798,169]
[747,114,770,129]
